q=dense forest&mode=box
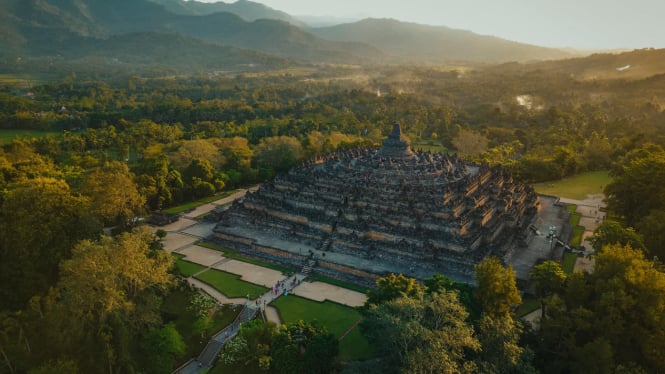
[1,50,665,373]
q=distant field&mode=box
[0,129,60,144]
[533,171,611,200]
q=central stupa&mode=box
[213,124,539,285]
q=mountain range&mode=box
[0,0,587,70]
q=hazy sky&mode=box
[197,0,664,50]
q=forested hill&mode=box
[310,18,574,63]
[146,0,307,28]
[0,0,577,69]
[0,0,381,65]
[507,48,665,81]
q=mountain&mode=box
[0,0,579,70]
[310,18,574,63]
[72,32,290,70]
[146,0,307,28]
[0,0,382,64]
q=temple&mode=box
[213,124,543,286]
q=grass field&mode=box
[195,268,268,298]
[562,252,579,274]
[271,295,374,361]
[162,190,237,214]
[0,129,60,144]
[171,253,208,277]
[533,171,611,200]
[197,241,294,274]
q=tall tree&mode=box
[604,144,665,226]
[535,244,665,373]
[270,320,338,374]
[588,220,645,253]
[474,257,521,317]
[41,228,174,373]
[0,178,99,310]
[475,315,536,374]
[252,136,303,174]
[366,273,424,306]
[362,291,479,374]
[81,161,145,226]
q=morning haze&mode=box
[196,0,665,50]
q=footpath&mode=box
[156,190,366,374]
[175,272,308,374]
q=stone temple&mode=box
[213,124,543,286]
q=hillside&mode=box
[0,0,381,65]
[520,48,665,81]
[72,32,290,70]
[0,0,584,68]
[146,0,307,27]
[311,18,574,63]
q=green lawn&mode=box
[570,225,585,248]
[162,190,237,214]
[195,268,268,298]
[533,171,611,200]
[562,252,578,274]
[337,324,375,361]
[0,129,60,144]
[565,204,585,248]
[171,253,208,277]
[197,241,294,274]
[271,295,374,361]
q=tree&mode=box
[423,273,479,318]
[43,228,174,373]
[452,128,489,158]
[220,319,276,369]
[252,136,303,173]
[140,323,185,374]
[529,261,567,299]
[474,257,521,317]
[604,145,665,226]
[361,291,479,374]
[271,320,338,374]
[366,273,424,305]
[529,261,567,319]
[81,161,145,226]
[636,210,665,260]
[534,244,665,373]
[183,158,214,184]
[475,315,536,374]
[27,359,78,374]
[0,177,99,310]
[219,136,253,171]
[588,220,645,253]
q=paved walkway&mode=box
[561,193,605,273]
[156,189,367,374]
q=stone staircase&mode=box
[301,258,317,275]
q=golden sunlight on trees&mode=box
[474,257,521,317]
[81,161,145,226]
[452,128,489,158]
